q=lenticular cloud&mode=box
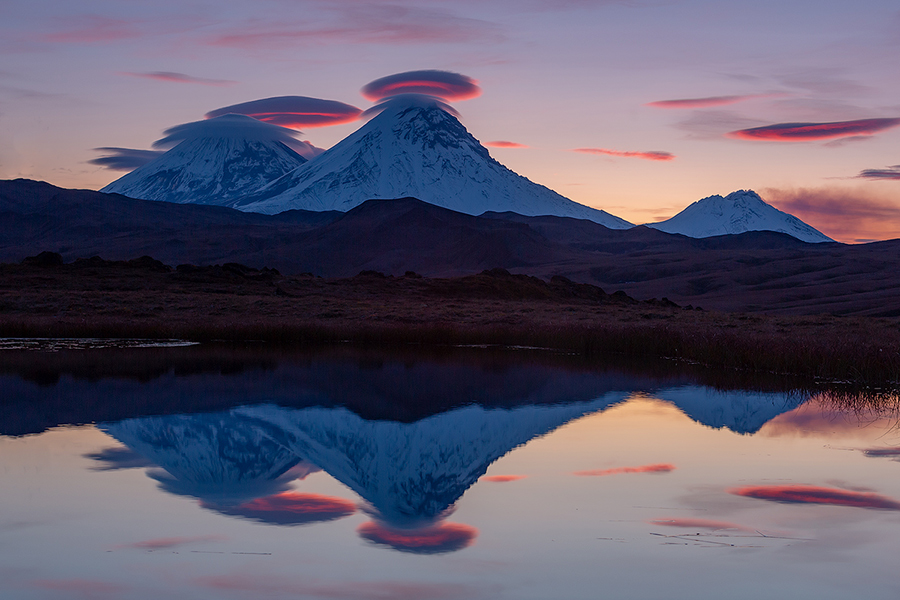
[152,114,304,149]
[206,96,362,129]
[361,69,481,102]
[728,118,900,141]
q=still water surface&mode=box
[1,345,899,599]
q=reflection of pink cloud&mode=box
[206,96,362,128]
[647,94,775,109]
[728,118,900,141]
[484,141,528,149]
[116,534,226,550]
[358,521,478,554]
[202,492,356,525]
[33,579,125,595]
[43,16,138,43]
[648,518,754,532]
[482,474,528,482]
[361,70,480,102]
[574,463,675,477]
[729,485,900,510]
[862,447,900,457]
[196,573,479,600]
[120,72,236,87]
[572,148,675,161]
[762,186,900,243]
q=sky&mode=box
[1,0,899,242]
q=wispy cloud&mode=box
[729,484,900,510]
[574,463,675,476]
[762,186,900,242]
[647,518,755,532]
[115,535,227,550]
[728,118,900,141]
[42,16,139,44]
[647,93,778,109]
[482,474,528,482]
[572,148,675,161]
[120,71,236,87]
[484,141,528,149]
[89,148,164,171]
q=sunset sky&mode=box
[2,0,899,242]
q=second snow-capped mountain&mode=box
[232,97,632,229]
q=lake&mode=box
[1,342,899,600]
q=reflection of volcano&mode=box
[236,398,626,527]
[101,413,315,506]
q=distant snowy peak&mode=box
[100,114,307,206]
[647,190,833,243]
[233,97,632,229]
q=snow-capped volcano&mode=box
[100,114,307,205]
[232,96,632,229]
[646,190,833,243]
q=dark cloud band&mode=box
[89,148,164,171]
[858,165,900,180]
[729,485,900,510]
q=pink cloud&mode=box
[574,463,675,477]
[647,94,776,109]
[43,16,138,44]
[206,96,362,129]
[357,521,478,554]
[484,141,529,149]
[361,70,481,102]
[202,492,356,526]
[120,72,236,87]
[648,518,755,532]
[729,485,900,510]
[115,534,227,550]
[728,118,900,141]
[482,474,528,482]
[572,148,675,161]
[762,186,900,243]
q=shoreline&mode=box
[1,259,899,386]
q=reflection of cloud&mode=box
[88,148,164,171]
[729,485,900,510]
[482,474,528,482]
[858,165,900,180]
[33,578,126,595]
[120,72,236,87]
[361,70,481,102]
[202,492,356,526]
[484,141,528,149]
[574,463,675,477]
[84,446,155,470]
[861,447,900,458]
[206,96,361,129]
[648,518,754,532]
[357,521,478,554]
[647,94,775,109]
[196,573,484,600]
[762,186,900,243]
[728,118,900,141]
[572,148,674,161]
[116,535,226,550]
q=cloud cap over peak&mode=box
[152,114,304,149]
[361,70,481,102]
[206,96,362,129]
